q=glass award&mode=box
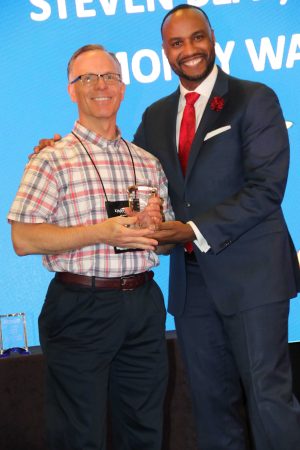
[127,184,159,229]
[0,312,30,357]
[128,184,158,212]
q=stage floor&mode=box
[1,333,299,450]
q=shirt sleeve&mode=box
[187,221,211,253]
[7,154,59,224]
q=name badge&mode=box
[105,200,138,254]
[105,200,128,219]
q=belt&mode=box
[55,271,154,291]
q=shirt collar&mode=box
[73,121,122,149]
[179,64,218,100]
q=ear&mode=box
[120,82,126,101]
[211,29,216,46]
[68,83,77,103]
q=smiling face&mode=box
[162,8,216,91]
[68,49,125,137]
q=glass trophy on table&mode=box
[0,312,30,357]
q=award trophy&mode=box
[0,312,30,357]
[127,184,158,229]
[128,184,158,212]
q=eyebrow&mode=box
[167,29,206,41]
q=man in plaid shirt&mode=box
[8,44,173,450]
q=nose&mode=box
[94,75,107,89]
[182,39,198,55]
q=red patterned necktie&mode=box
[179,92,200,254]
[178,92,200,176]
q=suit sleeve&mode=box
[133,110,148,149]
[193,85,290,254]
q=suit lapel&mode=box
[160,89,186,187]
[185,68,229,181]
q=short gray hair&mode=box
[67,44,121,80]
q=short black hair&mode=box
[161,4,212,35]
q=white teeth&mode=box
[184,58,202,67]
[93,97,110,101]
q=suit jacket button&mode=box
[185,202,191,207]
[223,240,231,247]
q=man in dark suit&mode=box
[134,5,300,450]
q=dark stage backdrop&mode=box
[1,0,300,345]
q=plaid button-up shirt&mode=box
[8,122,174,277]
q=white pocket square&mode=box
[204,125,231,141]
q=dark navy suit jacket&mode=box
[134,67,300,316]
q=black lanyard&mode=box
[71,131,137,202]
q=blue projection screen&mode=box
[1,0,300,346]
